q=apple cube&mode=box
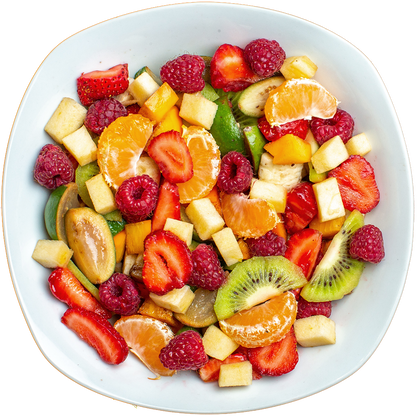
[185,198,225,241]
[125,220,152,254]
[294,315,336,347]
[85,173,117,215]
[202,325,239,360]
[44,97,87,144]
[345,133,372,156]
[179,92,218,130]
[250,179,287,213]
[32,239,73,268]
[218,361,253,387]
[128,72,160,106]
[312,177,345,222]
[163,218,194,246]
[264,134,311,164]
[139,82,178,122]
[149,285,195,314]
[211,227,243,267]
[311,135,349,174]
[280,55,318,79]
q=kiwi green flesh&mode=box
[243,125,267,173]
[300,209,365,302]
[75,161,100,208]
[44,185,67,240]
[214,256,308,320]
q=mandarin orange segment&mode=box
[97,114,155,189]
[221,192,278,239]
[264,78,338,126]
[113,314,175,377]
[177,125,221,204]
[219,292,297,348]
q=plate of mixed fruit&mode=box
[4,3,412,413]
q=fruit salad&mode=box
[31,37,385,387]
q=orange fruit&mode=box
[113,314,175,377]
[219,292,297,348]
[177,125,221,204]
[264,78,338,125]
[97,114,155,189]
[221,192,278,239]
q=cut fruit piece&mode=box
[242,125,267,173]
[214,256,307,320]
[218,361,253,387]
[294,315,336,347]
[345,133,372,156]
[85,173,117,215]
[212,227,243,267]
[202,324,239,361]
[249,179,287,214]
[153,105,182,137]
[309,214,346,239]
[219,291,297,348]
[139,82,179,122]
[179,92,218,130]
[300,209,365,302]
[311,135,349,174]
[149,286,195,314]
[114,314,176,377]
[32,239,73,269]
[128,71,160,106]
[44,185,67,240]
[265,78,338,126]
[280,56,318,80]
[125,220,152,254]
[264,133,311,164]
[67,260,100,301]
[75,161,100,208]
[62,125,97,167]
[138,296,180,328]
[312,177,345,222]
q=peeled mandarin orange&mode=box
[219,291,297,348]
[97,114,155,189]
[177,125,221,204]
[113,314,175,377]
[221,192,278,239]
[264,78,338,125]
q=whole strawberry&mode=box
[159,330,208,371]
[349,224,385,263]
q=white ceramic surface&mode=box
[2,2,413,413]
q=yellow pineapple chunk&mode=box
[179,92,218,130]
[62,125,97,166]
[85,173,117,215]
[32,239,73,268]
[128,71,160,106]
[311,135,349,174]
[345,133,372,156]
[212,227,243,266]
[163,218,194,246]
[149,286,195,314]
[249,178,287,213]
[218,361,253,387]
[312,177,345,222]
[125,220,152,254]
[280,55,318,79]
[294,315,336,347]
[139,82,178,122]
[202,325,239,360]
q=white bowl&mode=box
[3,2,413,413]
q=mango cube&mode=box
[149,285,195,314]
[249,178,287,213]
[125,220,152,254]
[312,177,345,222]
[179,92,218,130]
[212,227,243,266]
[309,215,346,238]
[153,105,183,136]
[280,55,318,79]
[85,173,117,215]
[202,325,239,360]
[128,71,160,106]
[32,239,73,268]
[163,218,194,246]
[218,361,253,387]
[139,82,179,122]
[294,315,336,347]
[311,135,349,174]
[113,230,126,263]
[264,134,311,164]
[345,133,372,156]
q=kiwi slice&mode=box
[214,256,308,320]
[75,161,100,208]
[300,210,365,302]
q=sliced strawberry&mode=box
[61,308,129,365]
[48,268,111,319]
[247,327,298,377]
[142,229,193,295]
[285,228,322,280]
[284,182,318,235]
[152,180,181,231]
[328,155,380,213]
[147,131,193,183]
[76,63,129,106]
[210,44,262,92]
[258,116,309,141]
[198,353,247,382]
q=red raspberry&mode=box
[99,273,141,315]
[188,244,226,290]
[217,151,253,194]
[159,330,208,371]
[33,144,75,190]
[297,296,332,319]
[246,231,287,257]
[126,103,141,114]
[84,98,128,135]
[258,116,309,142]
[310,108,354,145]
[115,175,159,223]
[160,54,205,93]
[244,38,286,78]
[349,224,385,263]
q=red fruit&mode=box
[284,182,318,235]
[142,229,193,296]
[151,180,181,232]
[246,231,287,257]
[125,103,141,114]
[217,151,253,194]
[285,228,322,280]
[48,268,111,319]
[328,155,380,213]
[147,130,193,183]
[198,353,247,382]
[76,63,129,107]
[349,224,385,263]
[61,308,129,365]
[297,296,332,319]
[258,116,309,142]
[210,44,262,92]
[247,327,298,377]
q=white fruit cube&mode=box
[44,97,87,144]
[179,92,218,130]
[294,315,336,347]
[218,361,253,387]
[164,218,194,246]
[85,173,117,215]
[280,55,318,79]
[212,227,243,266]
[202,325,239,360]
[149,285,195,314]
[312,177,345,222]
[128,72,160,106]
[185,198,225,241]
[345,133,372,156]
[32,239,73,268]
[250,179,287,213]
[62,125,97,166]
[311,135,349,174]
